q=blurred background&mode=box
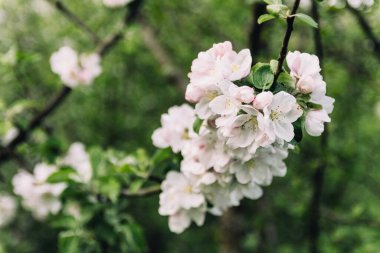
[0,0,380,252]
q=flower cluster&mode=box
[102,0,134,8]
[152,41,334,233]
[12,143,92,220]
[50,46,102,88]
[0,193,17,227]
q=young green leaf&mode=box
[266,4,289,17]
[307,102,323,110]
[193,117,203,134]
[277,72,295,88]
[258,14,275,24]
[270,60,279,73]
[294,13,318,28]
[252,65,274,90]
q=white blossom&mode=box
[61,142,92,184]
[50,46,102,88]
[264,91,303,142]
[12,164,66,220]
[159,172,206,233]
[152,104,196,153]
[0,193,17,227]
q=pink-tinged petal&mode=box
[253,91,273,110]
[274,121,294,142]
[285,104,303,123]
[209,95,239,115]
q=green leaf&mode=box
[58,231,81,253]
[193,117,203,134]
[294,13,318,28]
[307,102,323,110]
[270,60,278,73]
[252,65,274,90]
[98,177,121,203]
[266,4,289,17]
[277,72,295,88]
[258,14,275,24]
[264,0,282,5]
[47,167,77,183]
[50,215,78,230]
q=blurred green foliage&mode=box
[0,0,380,252]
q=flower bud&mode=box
[253,91,273,110]
[297,75,314,94]
[185,84,204,103]
[234,86,255,103]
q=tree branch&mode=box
[272,0,301,85]
[249,2,268,57]
[308,2,327,253]
[346,3,380,60]
[0,1,145,166]
[97,0,144,56]
[49,0,102,44]
[122,185,161,198]
[137,18,187,93]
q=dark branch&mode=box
[272,0,301,85]
[98,0,144,56]
[0,87,72,161]
[308,2,327,253]
[249,2,268,57]
[346,3,380,60]
[52,0,102,44]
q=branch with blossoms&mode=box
[0,0,144,165]
[151,0,335,234]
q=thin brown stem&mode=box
[122,185,161,198]
[51,0,102,44]
[346,3,380,60]
[272,0,301,85]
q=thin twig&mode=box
[272,0,301,85]
[98,0,144,56]
[50,0,102,44]
[138,18,187,92]
[308,2,326,253]
[346,3,380,60]
[0,1,145,166]
[322,208,380,229]
[122,185,161,198]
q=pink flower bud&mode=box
[185,84,204,103]
[297,75,314,94]
[253,91,273,110]
[234,86,255,103]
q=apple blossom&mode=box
[152,104,196,153]
[12,163,66,220]
[153,43,334,233]
[60,142,92,184]
[0,193,17,227]
[264,91,303,142]
[50,46,102,88]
